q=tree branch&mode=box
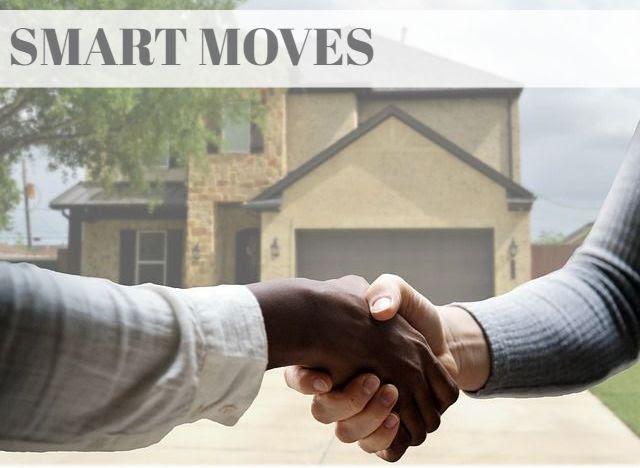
[0,89,36,125]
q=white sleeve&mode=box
[0,262,267,452]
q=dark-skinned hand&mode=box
[247,275,458,461]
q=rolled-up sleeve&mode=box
[0,262,267,451]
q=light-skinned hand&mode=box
[285,274,489,461]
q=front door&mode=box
[235,228,260,284]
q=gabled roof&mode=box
[564,222,594,245]
[248,105,535,211]
[50,181,186,210]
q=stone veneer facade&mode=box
[184,90,287,287]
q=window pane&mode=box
[138,232,165,261]
[222,104,251,153]
[138,264,165,285]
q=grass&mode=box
[591,362,640,436]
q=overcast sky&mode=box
[2,1,640,244]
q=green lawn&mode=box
[591,363,640,436]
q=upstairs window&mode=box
[222,109,251,153]
[209,102,264,155]
[150,146,180,169]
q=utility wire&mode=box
[534,193,603,211]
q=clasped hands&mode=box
[249,274,489,462]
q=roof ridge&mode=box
[250,104,535,204]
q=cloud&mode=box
[520,89,640,236]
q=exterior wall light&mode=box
[509,238,518,279]
[270,238,280,259]
[192,242,201,261]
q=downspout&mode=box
[507,96,514,180]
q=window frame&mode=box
[221,102,252,154]
[135,230,168,285]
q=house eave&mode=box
[244,198,282,212]
[508,197,535,211]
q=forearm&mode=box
[0,262,266,450]
[450,129,640,397]
[248,278,319,370]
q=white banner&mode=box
[2,9,640,88]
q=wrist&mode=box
[248,279,318,370]
[438,305,491,392]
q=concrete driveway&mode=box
[1,369,639,464]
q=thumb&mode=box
[366,274,404,321]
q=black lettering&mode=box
[122,28,154,65]
[201,28,239,65]
[279,28,311,66]
[84,28,116,65]
[315,28,343,66]
[10,28,37,66]
[347,28,373,66]
[155,28,187,65]
[244,28,278,66]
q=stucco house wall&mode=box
[259,117,531,295]
[358,96,518,180]
[286,91,358,172]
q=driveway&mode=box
[1,369,639,464]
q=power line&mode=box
[534,193,603,211]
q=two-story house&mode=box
[51,87,534,305]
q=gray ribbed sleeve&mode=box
[459,123,640,397]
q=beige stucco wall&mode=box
[260,116,530,297]
[509,97,521,182]
[81,218,185,282]
[286,91,358,172]
[358,96,517,180]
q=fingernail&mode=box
[313,379,329,393]
[371,297,392,314]
[363,375,380,395]
[380,386,396,407]
[384,414,399,429]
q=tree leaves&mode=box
[0,0,256,231]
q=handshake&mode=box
[248,274,490,462]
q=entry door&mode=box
[235,228,260,284]
[296,229,494,305]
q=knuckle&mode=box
[377,273,397,282]
[444,388,459,410]
[427,413,441,433]
[449,385,460,404]
[335,423,357,443]
[310,397,333,424]
[410,430,427,447]
[347,393,367,413]
[358,439,379,454]
[385,442,408,462]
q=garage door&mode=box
[296,229,494,305]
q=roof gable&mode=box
[249,105,535,210]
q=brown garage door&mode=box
[296,229,494,305]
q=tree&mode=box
[535,230,566,245]
[0,0,255,231]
